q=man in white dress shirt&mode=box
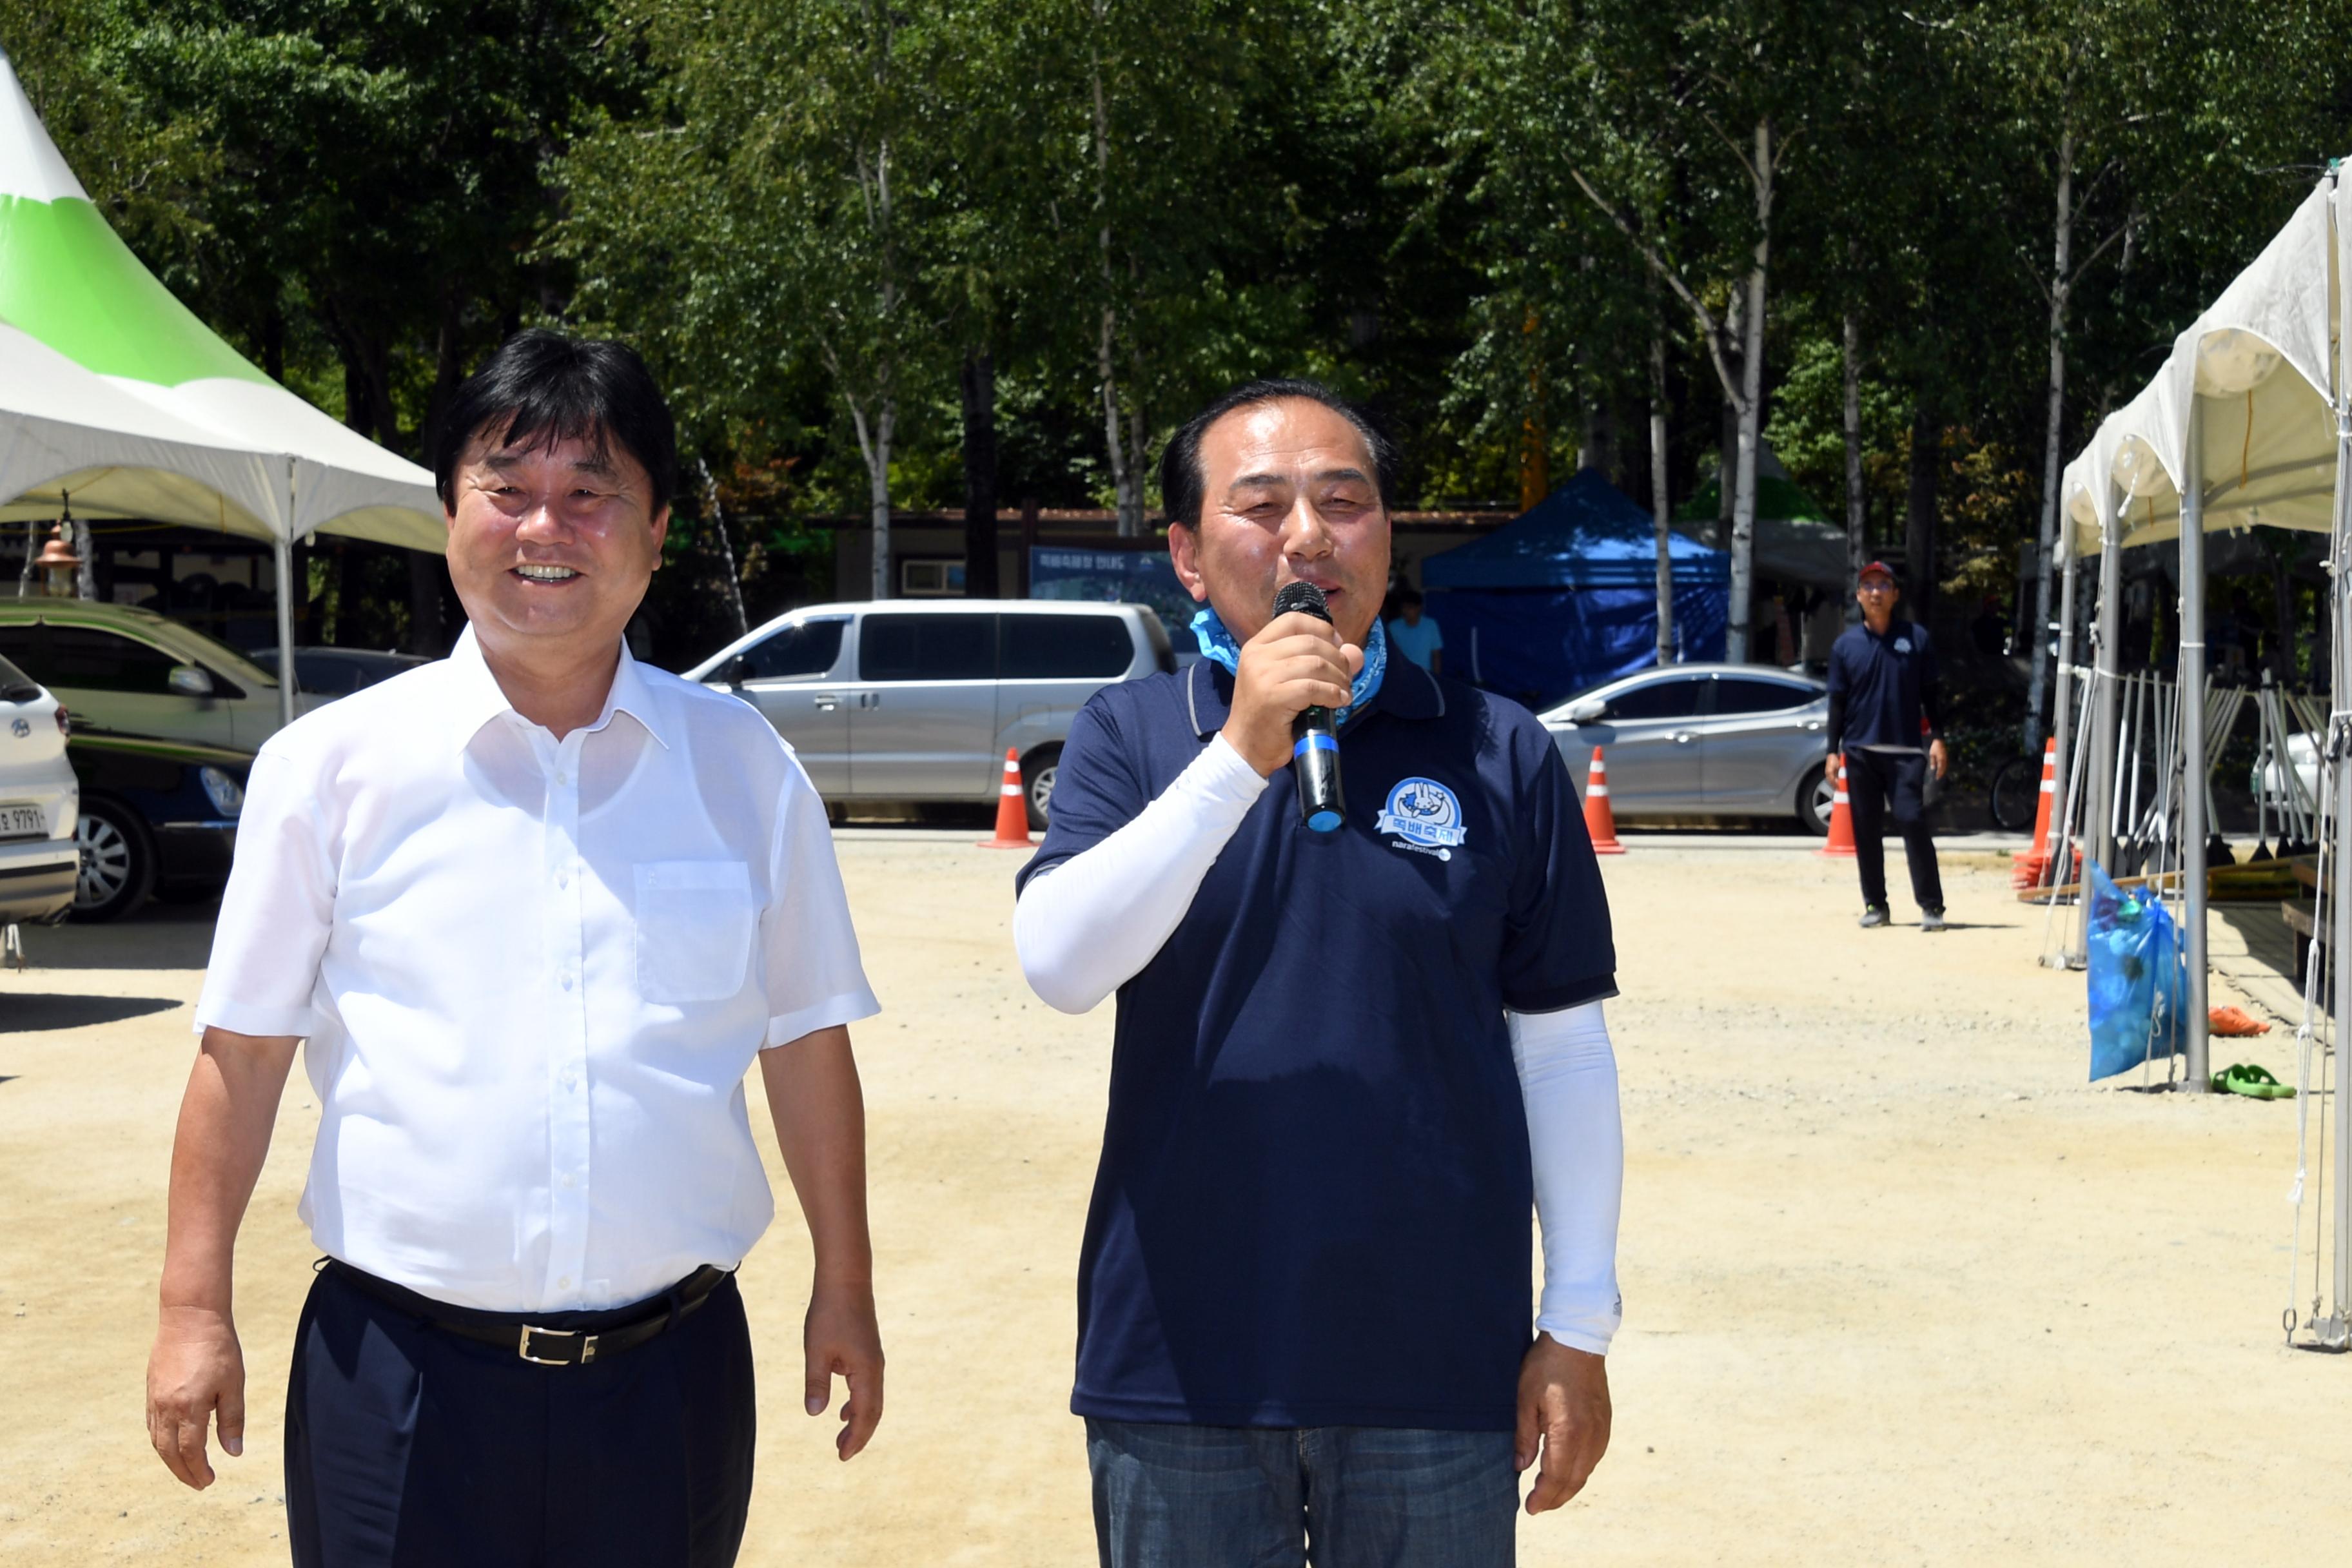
[143,331,885,1567]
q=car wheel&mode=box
[72,798,155,923]
[1796,762,1835,836]
[1022,745,1062,831]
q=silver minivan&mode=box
[686,600,1175,826]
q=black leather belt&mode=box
[320,1259,730,1367]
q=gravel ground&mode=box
[0,833,2342,1565]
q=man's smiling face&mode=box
[1170,397,1391,649]
[444,426,669,659]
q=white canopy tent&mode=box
[0,48,442,722]
[2056,173,2352,1346]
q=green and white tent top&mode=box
[0,46,441,552]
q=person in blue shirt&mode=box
[1012,379,1625,1567]
[1386,585,1444,674]
[1825,560,1948,930]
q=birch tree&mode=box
[557,0,950,600]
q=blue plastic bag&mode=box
[2084,860,2185,1081]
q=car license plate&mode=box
[0,802,43,839]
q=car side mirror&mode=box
[1563,697,1605,724]
[168,664,215,698]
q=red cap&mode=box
[1857,560,1897,584]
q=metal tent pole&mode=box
[2049,527,2082,959]
[274,460,299,730]
[2087,515,2124,872]
[2330,338,2352,1326]
[2180,413,2210,1093]
[2079,509,2126,958]
[273,538,298,729]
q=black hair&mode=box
[1396,584,1424,607]
[433,329,678,514]
[1157,378,1398,529]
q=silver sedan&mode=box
[1540,663,1834,834]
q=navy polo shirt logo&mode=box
[1894,636,1912,653]
[1376,775,1468,859]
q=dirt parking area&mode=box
[2,834,2344,1565]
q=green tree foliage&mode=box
[14,0,2352,685]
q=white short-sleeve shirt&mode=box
[195,627,880,1312]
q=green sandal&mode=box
[2213,1063,2295,1099]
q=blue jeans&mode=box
[1086,1419,1517,1568]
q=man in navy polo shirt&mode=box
[1013,380,1624,1565]
[1825,560,1948,930]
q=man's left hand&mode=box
[803,1279,885,1460]
[1514,1334,1611,1514]
[1928,738,1950,780]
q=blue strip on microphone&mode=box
[1293,732,1338,756]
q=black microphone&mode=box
[1271,580,1346,833]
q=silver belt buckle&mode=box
[516,1325,597,1366]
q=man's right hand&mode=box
[147,1303,246,1489]
[1220,611,1364,776]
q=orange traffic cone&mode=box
[1818,754,1856,858]
[979,748,1034,849]
[2011,736,2057,888]
[1583,747,1626,855]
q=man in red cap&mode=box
[1825,561,1948,931]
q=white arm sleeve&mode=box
[1509,999,1624,1355]
[1014,733,1271,1014]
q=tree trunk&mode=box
[697,456,751,637]
[1715,289,1741,551]
[260,304,286,385]
[1580,400,1616,478]
[1726,120,1773,664]
[2269,545,2298,683]
[2025,130,2077,753]
[407,554,450,654]
[1905,401,1941,627]
[960,349,1001,598]
[72,515,97,602]
[1088,25,1144,540]
[406,292,466,654]
[1651,331,1674,667]
[856,401,896,600]
[1842,313,1866,625]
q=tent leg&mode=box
[2180,416,2210,1092]
[2048,534,2081,961]
[274,537,298,730]
[2331,397,2352,1320]
[2080,511,2124,959]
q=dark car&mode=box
[67,730,250,921]
[249,645,427,698]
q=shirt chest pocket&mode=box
[634,861,757,1004]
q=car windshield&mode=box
[144,616,280,690]
[0,652,39,701]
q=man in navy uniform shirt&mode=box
[1825,560,1948,931]
[1014,380,1625,1565]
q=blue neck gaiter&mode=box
[1190,604,1388,727]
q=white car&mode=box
[0,652,81,926]
[2252,730,2335,821]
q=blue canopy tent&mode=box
[1420,469,1728,709]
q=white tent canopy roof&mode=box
[0,48,442,553]
[2063,179,2343,560]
